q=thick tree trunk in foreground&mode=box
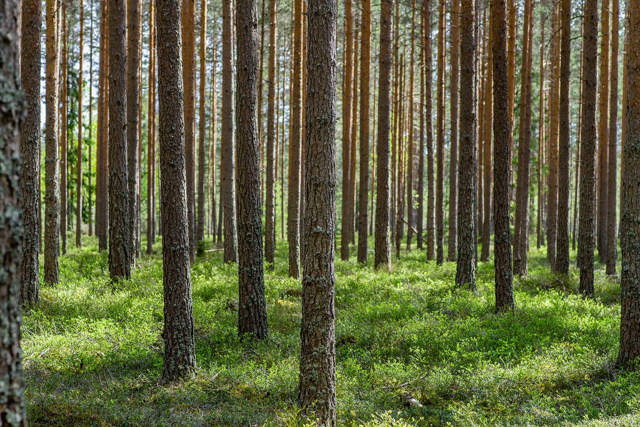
[157,0,197,382]
[298,0,338,421]
[618,0,640,367]
[0,0,26,421]
[21,0,42,303]
[109,0,131,280]
[455,0,476,289]
[375,0,393,269]
[236,0,268,339]
[578,0,597,297]
[492,0,514,311]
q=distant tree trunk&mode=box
[183,0,196,262]
[417,6,426,251]
[109,0,131,280]
[492,0,514,311]
[45,0,60,285]
[76,0,85,248]
[288,0,303,277]
[210,32,218,241]
[513,0,533,276]
[236,0,268,338]
[60,10,68,256]
[506,0,516,192]
[0,0,26,418]
[197,0,207,248]
[341,0,354,261]
[481,22,493,263]
[547,3,559,268]
[424,0,435,261]
[617,0,640,367]
[349,27,359,247]
[96,0,109,252]
[537,13,545,250]
[298,0,338,420]
[578,0,597,297]
[265,0,278,267]
[448,0,460,262]
[127,0,141,260]
[405,0,416,253]
[375,0,393,269]
[147,0,157,255]
[597,0,610,262]
[222,0,238,262]
[555,0,571,275]
[606,0,619,275]
[157,0,197,382]
[21,0,42,303]
[455,0,476,288]
[357,0,371,263]
[88,0,94,238]
[436,0,445,264]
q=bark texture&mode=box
[357,0,371,263]
[128,0,141,260]
[606,0,619,275]
[448,0,460,262]
[265,0,278,266]
[183,0,196,261]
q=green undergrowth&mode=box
[23,237,639,426]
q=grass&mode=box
[23,236,640,426]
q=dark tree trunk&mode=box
[128,0,141,260]
[436,0,445,264]
[357,0,371,263]
[265,0,278,267]
[577,0,597,297]
[20,0,42,304]
[222,0,238,262]
[45,0,60,285]
[157,0,197,382]
[546,4,559,269]
[109,0,131,280]
[298,0,338,421]
[0,1,26,421]
[375,0,393,269]
[96,0,109,251]
[147,0,157,255]
[617,0,640,366]
[492,0,514,311]
[597,0,610,262]
[183,0,196,262]
[236,0,268,339]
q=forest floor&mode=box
[24,236,640,426]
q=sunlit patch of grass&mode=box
[23,235,639,425]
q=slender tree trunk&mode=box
[21,0,42,303]
[455,0,476,288]
[127,0,141,260]
[109,0,131,280]
[45,0,60,284]
[606,0,619,275]
[0,0,26,418]
[578,0,597,296]
[76,0,84,248]
[405,0,416,252]
[197,0,207,248]
[357,0,371,263]
[299,0,338,420]
[60,9,68,256]
[288,0,303,277]
[547,3,560,268]
[88,0,94,237]
[157,0,197,382]
[183,0,196,261]
[96,0,109,251]
[448,0,460,262]
[222,0,238,262]
[349,27,359,246]
[265,0,278,266]
[340,0,353,261]
[537,13,545,250]
[492,0,514,311]
[436,0,445,264]
[374,0,393,269]
[597,0,610,262]
[147,0,157,254]
[618,0,640,366]
[425,0,435,261]
[481,21,493,263]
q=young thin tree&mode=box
[375,0,393,269]
[0,0,26,418]
[45,0,60,285]
[128,0,141,260]
[265,0,278,266]
[298,0,338,420]
[547,3,559,268]
[109,0,131,280]
[597,0,610,261]
[341,0,354,261]
[618,0,640,366]
[157,0,197,382]
[222,0,238,262]
[481,25,493,263]
[357,0,371,263]
[236,0,268,338]
[21,0,42,303]
[606,0,619,275]
[96,0,109,251]
[436,0,445,264]
[448,0,460,262]
[577,0,597,297]
[147,0,157,254]
[60,10,68,255]
[197,0,207,248]
[76,0,84,248]
[492,0,514,311]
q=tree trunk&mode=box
[96,0,109,251]
[546,3,559,269]
[340,0,353,261]
[147,0,157,255]
[298,0,338,421]
[357,0,371,263]
[455,0,476,289]
[76,0,84,248]
[265,0,278,267]
[20,0,42,304]
[436,0,445,264]
[448,0,460,262]
[424,0,434,261]
[481,21,493,263]
[597,0,610,262]
[109,0,131,280]
[0,0,26,419]
[236,0,268,339]
[196,0,207,248]
[60,9,68,256]
[577,0,597,297]
[45,0,60,285]
[127,0,141,260]
[492,0,514,311]
[222,0,238,262]
[182,0,196,261]
[537,12,545,250]
[606,0,619,275]
[156,0,197,382]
